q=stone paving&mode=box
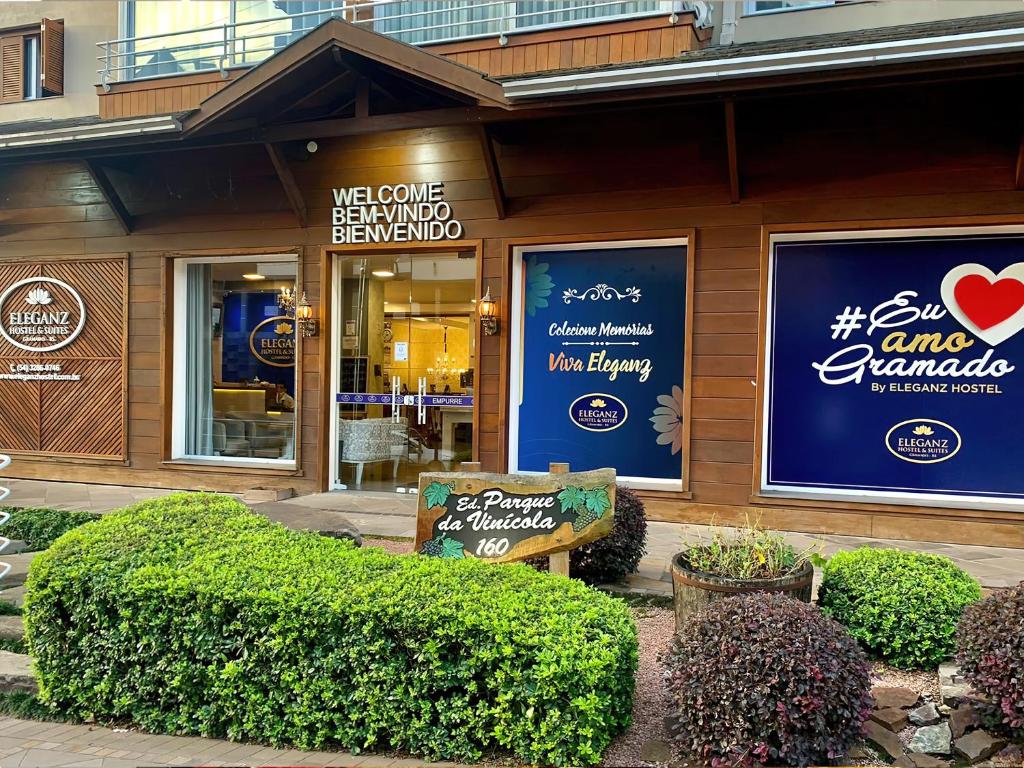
[2,479,1023,588]
[0,716,452,767]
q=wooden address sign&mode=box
[415,467,616,563]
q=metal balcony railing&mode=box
[98,1,708,86]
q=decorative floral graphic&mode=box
[650,385,685,455]
[589,398,607,408]
[422,480,454,509]
[562,283,641,304]
[524,255,554,317]
[913,425,935,436]
[419,532,465,558]
[556,484,612,532]
[274,322,294,335]
[25,287,52,306]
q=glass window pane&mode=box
[128,1,231,77]
[181,259,298,463]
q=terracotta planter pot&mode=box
[670,552,814,633]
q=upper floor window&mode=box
[744,0,836,14]
[123,1,345,79]
[0,18,63,103]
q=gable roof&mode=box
[181,17,509,136]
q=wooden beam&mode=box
[1015,132,1024,190]
[478,125,506,220]
[724,99,740,204]
[355,76,370,119]
[264,143,307,227]
[83,159,132,234]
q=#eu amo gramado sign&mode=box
[331,182,465,244]
[762,230,1024,508]
[414,468,616,563]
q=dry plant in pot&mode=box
[670,520,816,632]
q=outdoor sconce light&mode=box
[478,285,498,336]
[296,292,318,338]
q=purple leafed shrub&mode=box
[956,582,1024,737]
[664,592,873,768]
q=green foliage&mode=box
[0,637,26,654]
[25,493,637,766]
[819,547,981,669]
[665,592,873,768]
[0,691,74,724]
[0,507,98,551]
[421,481,454,509]
[532,486,648,585]
[0,601,21,616]
[683,520,810,580]
[956,582,1024,737]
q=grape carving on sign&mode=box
[414,468,616,563]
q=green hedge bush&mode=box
[1,507,98,551]
[25,493,637,766]
[818,547,981,668]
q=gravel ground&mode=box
[363,537,413,555]
[872,660,941,702]
[602,607,676,767]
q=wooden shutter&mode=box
[0,35,23,103]
[41,18,63,96]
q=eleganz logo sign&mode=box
[0,277,86,352]
[249,316,296,368]
[513,244,688,484]
[763,231,1024,507]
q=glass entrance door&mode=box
[333,251,476,491]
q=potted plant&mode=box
[670,520,815,632]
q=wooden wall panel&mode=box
[0,256,127,460]
[5,75,1024,546]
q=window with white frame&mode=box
[744,0,836,14]
[171,256,299,466]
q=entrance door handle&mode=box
[417,377,426,425]
[391,376,400,423]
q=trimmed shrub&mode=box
[665,592,872,768]
[1,507,98,551]
[956,582,1024,737]
[570,485,648,584]
[819,547,981,669]
[25,493,636,766]
[528,485,647,585]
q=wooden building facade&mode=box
[3,17,1024,547]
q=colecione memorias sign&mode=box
[509,241,690,488]
[415,468,616,562]
[331,182,464,244]
[762,229,1024,509]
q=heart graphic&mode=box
[941,263,1024,346]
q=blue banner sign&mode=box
[512,243,688,484]
[336,392,473,407]
[763,230,1024,508]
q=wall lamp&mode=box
[296,292,318,338]
[478,285,498,336]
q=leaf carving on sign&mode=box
[419,532,466,559]
[422,481,455,510]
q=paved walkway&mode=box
[2,478,1023,588]
[0,715,445,767]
